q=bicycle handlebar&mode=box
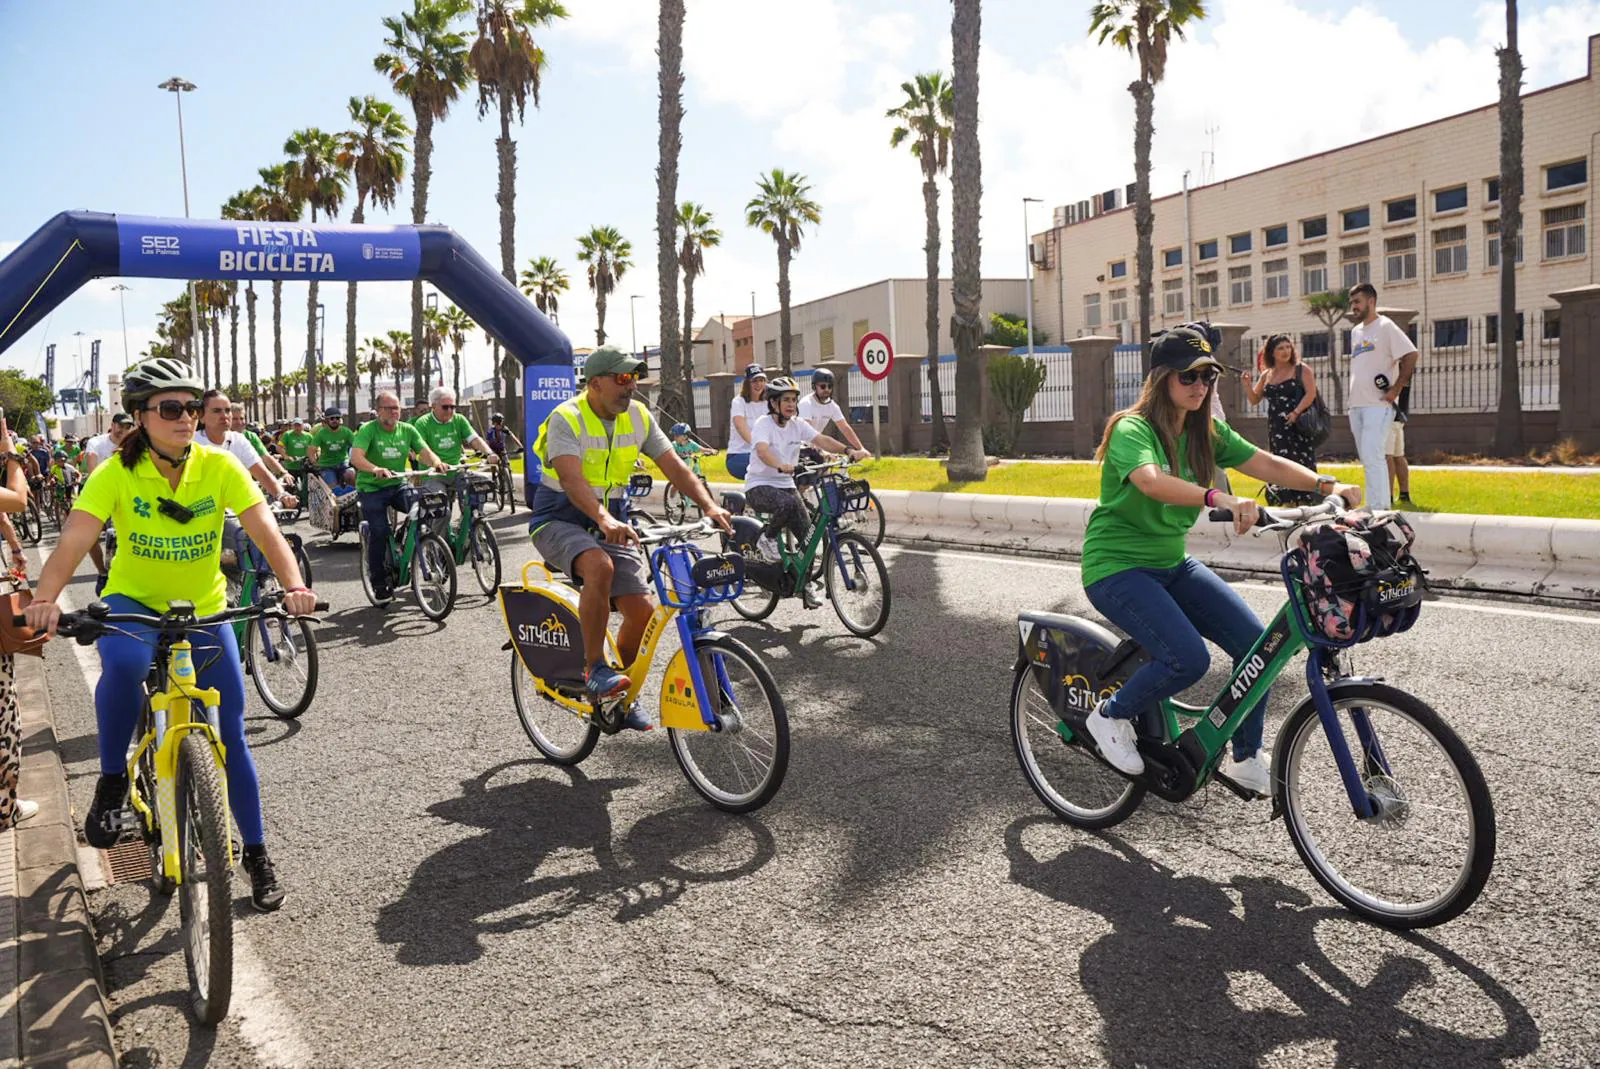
[1207,495,1347,530]
[636,517,716,545]
[16,590,330,638]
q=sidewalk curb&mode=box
[7,655,116,1068]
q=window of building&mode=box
[1109,287,1129,324]
[1340,243,1370,288]
[1084,293,1103,330]
[1264,224,1289,249]
[1229,232,1252,255]
[1433,225,1468,276]
[1195,271,1219,311]
[1433,317,1469,348]
[1228,265,1252,306]
[765,338,778,361]
[1486,177,1500,205]
[1162,277,1185,315]
[1485,219,1523,267]
[851,319,870,349]
[1342,206,1371,232]
[1544,311,1562,340]
[1110,259,1128,279]
[1301,251,1328,295]
[1434,185,1468,214]
[1386,196,1417,224]
[1543,204,1586,259]
[1341,328,1353,355]
[1385,234,1417,282]
[1301,216,1328,241]
[792,334,807,365]
[819,325,835,359]
[1485,312,1524,345]
[1263,258,1289,301]
[1196,239,1218,262]
[1301,332,1330,359]
[1163,247,1183,269]
[1545,159,1588,192]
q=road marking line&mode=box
[33,544,312,1069]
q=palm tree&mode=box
[255,163,303,421]
[377,0,473,390]
[339,94,412,416]
[675,202,721,425]
[386,330,414,395]
[888,70,955,454]
[362,339,388,410]
[1495,0,1524,455]
[222,187,266,418]
[519,255,568,322]
[576,226,631,346]
[285,367,307,419]
[284,127,349,415]
[1306,289,1352,414]
[1090,0,1208,347]
[440,305,474,398]
[656,0,686,425]
[745,169,821,373]
[422,305,447,398]
[946,0,986,481]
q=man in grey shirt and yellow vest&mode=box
[528,347,732,723]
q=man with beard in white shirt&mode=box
[198,389,296,509]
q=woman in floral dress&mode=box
[1244,334,1322,506]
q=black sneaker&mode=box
[84,773,129,848]
[242,847,286,912]
[1398,494,1414,506]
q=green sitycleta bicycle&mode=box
[1010,498,1494,929]
[719,457,891,638]
[222,521,318,718]
[357,472,458,620]
[426,463,503,597]
[796,453,884,547]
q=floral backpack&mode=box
[1290,510,1426,643]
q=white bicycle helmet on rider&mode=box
[765,376,800,414]
[121,357,203,413]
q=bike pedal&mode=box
[1211,771,1268,802]
[108,808,142,834]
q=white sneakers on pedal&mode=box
[1084,704,1144,776]
[1220,753,1271,797]
[801,579,825,609]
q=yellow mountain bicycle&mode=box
[503,518,789,813]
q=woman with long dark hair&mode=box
[1079,326,1360,795]
[1244,333,1322,505]
[726,365,768,480]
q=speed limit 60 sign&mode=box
[856,331,894,381]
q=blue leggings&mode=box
[95,594,265,845]
[1084,558,1267,760]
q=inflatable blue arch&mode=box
[0,210,574,501]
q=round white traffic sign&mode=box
[856,331,894,382]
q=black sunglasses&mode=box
[437,403,456,410]
[147,399,204,421]
[1177,367,1221,387]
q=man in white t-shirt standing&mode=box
[1346,283,1418,509]
[746,376,867,608]
[796,369,872,458]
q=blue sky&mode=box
[3,0,1597,392]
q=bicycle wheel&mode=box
[411,533,457,621]
[469,518,502,596]
[1274,681,1495,929]
[839,489,886,547]
[134,715,175,896]
[663,484,687,524]
[729,574,780,621]
[175,733,234,1024]
[1010,664,1145,829]
[509,650,599,764]
[499,464,516,514]
[357,523,381,607]
[668,635,789,813]
[247,614,319,719]
[824,532,890,638]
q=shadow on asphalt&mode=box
[95,888,222,1069]
[242,712,303,749]
[375,759,776,967]
[1004,816,1540,1068]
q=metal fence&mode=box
[919,356,959,421]
[1020,349,1074,423]
[693,381,711,429]
[1106,344,1148,414]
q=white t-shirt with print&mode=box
[85,433,118,465]
[727,397,768,455]
[1348,315,1417,409]
[197,428,261,470]
[745,414,819,489]
[798,395,845,434]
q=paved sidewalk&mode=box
[1,655,115,1069]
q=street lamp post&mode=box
[158,77,201,378]
[1023,197,1042,359]
[111,284,132,365]
[629,294,642,360]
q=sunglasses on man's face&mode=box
[437,404,456,411]
[1177,367,1221,387]
[609,373,638,387]
[149,399,204,421]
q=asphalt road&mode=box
[30,508,1600,1068]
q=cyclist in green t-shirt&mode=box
[413,386,499,529]
[307,407,357,490]
[278,417,313,477]
[1078,324,1361,796]
[350,390,448,602]
[230,402,291,488]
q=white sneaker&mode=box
[13,798,39,824]
[801,579,825,609]
[755,535,781,562]
[1221,753,1271,797]
[1084,705,1144,776]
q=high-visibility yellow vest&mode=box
[533,395,653,506]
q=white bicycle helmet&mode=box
[122,357,202,413]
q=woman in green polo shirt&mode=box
[1079,325,1360,796]
[25,358,317,911]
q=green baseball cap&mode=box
[583,346,647,380]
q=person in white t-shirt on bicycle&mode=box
[796,368,872,458]
[745,376,867,608]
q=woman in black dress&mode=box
[1243,334,1321,506]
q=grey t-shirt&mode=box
[528,405,671,532]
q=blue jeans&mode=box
[1085,558,1267,759]
[359,485,412,594]
[94,594,265,845]
[726,453,750,480]
[1349,405,1396,509]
